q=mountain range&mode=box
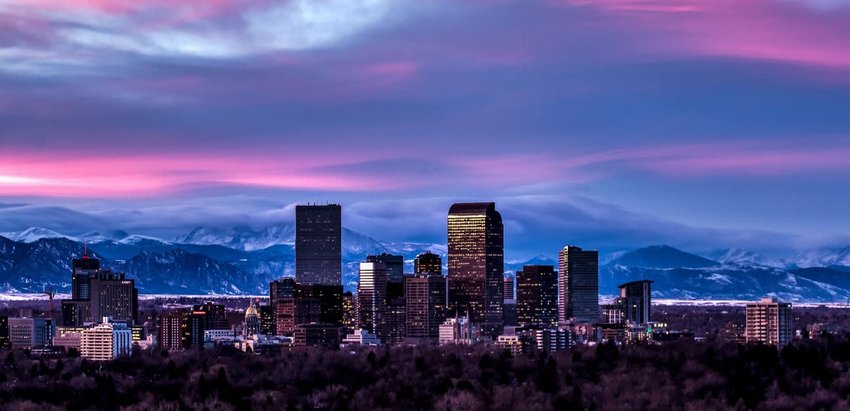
[0,227,848,302]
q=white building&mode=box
[495,335,522,354]
[341,329,381,347]
[80,318,132,361]
[438,316,474,346]
[746,297,792,347]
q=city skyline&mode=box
[1,1,850,259]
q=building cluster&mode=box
[0,202,806,359]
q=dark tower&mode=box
[414,251,442,275]
[559,245,599,324]
[516,265,558,328]
[296,204,342,285]
[447,202,504,337]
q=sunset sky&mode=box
[1,0,849,257]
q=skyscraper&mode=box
[270,278,296,335]
[503,276,515,301]
[356,262,387,340]
[447,202,504,336]
[746,297,792,347]
[368,253,405,344]
[414,251,442,275]
[618,280,653,324]
[516,265,558,328]
[558,245,599,324]
[62,254,138,326]
[71,255,100,300]
[158,311,187,351]
[404,273,448,343]
[296,204,342,286]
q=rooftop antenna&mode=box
[83,241,89,259]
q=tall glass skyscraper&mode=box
[295,204,342,285]
[516,265,558,328]
[558,245,599,324]
[447,202,504,336]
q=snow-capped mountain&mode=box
[708,248,785,268]
[794,247,850,268]
[2,227,850,301]
[175,224,296,251]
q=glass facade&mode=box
[559,245,599,324]
[295,204,342,285]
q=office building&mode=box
[503,299,517,326]
[192,302,228,330]
[414,252,442,275]
[535,329,571,353]
[80,318,132,361]
[341,329,381,346]
[9,317,53,349]
[296,204,342,285]
[516,265,558,328]
[404,273,448,343]
[158,311,188,351]
[270,278,296,335]
[295,283,344,326]
[259,304,275,335]
[357,262,387,340]
[438,316,475,346]
[61,300,91,327]
[367,253,404,283]
[53,327,84,352]
[447,202,504,336]
[558,245,599,324]
[293,323,341,348]
[90,275,138,325]
[746,297,792,347]
[619,280,653,324]
[71,255,100,300]
[187,310,207,349]
[342,291,356,331]
[503,276,515,301]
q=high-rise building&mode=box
[558,245,599,324]
[503,276,515,301]
[404,273,448,343]
[293,323,341,348]
[295,283,344,326]
[414,252,442,275]
[187,310,207,349]
[619,280,653,324]
[746,297,792,347]
[71,255,100,300]
[516,265,558,328]
[8,317,53,349]
[192,302,228,330]
[270,278,296,336]
[80,318,132,361]
[368,253,405,345]
[259,304,275,335]
[342,291,356,331]
[367,253,404,283]
[158,311,187,351]
[63,254,138,327]
[356,262,387,340]
[296,204,342,285]
[447,202,504,336]
[90,275,138,325]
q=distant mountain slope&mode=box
[608,245,720,269]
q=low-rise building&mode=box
[80,318,132,361]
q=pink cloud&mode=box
[564,0,850,68]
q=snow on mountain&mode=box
[795,247,850,268]
[710,248,784,268]
[175,224,295,251]
[0,227,72,243]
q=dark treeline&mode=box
[2,335,850,410]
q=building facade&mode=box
[295,204,342,285]
[447,202,504,337]
[414,252,442,275]
[517,265,559,328]
[745,297,792,347]
[80,319,132,361]
[404,273,448,342]
[558,245,599,324]
[357,262,387,340]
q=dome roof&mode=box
[245,303,258,318]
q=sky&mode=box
[1,0,850,258]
